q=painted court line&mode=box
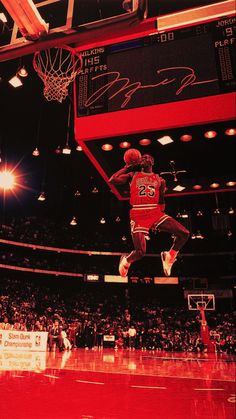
[145,374,235,382]
[75,379,104,385]
[44,374,60,379]
[194,388,225,391]
[131,385,167,389]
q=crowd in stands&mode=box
[0,216,235,354]
[0,276,235,354]
[0,215,131,251]
[1,214,235,253]
[1,216,235,278]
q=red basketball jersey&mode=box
[129,172,162,206]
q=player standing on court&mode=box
[109,153,189,277]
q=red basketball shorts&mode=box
[130,207,170,235]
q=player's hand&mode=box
[124,163,141,172]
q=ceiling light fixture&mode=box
[173,185,186,192]
[0,13,7,23]
[180,134,192,142]
[0,170,15,190]
[157,135,173,145]
[196,210,203,216]
[181,211,189,218]
[225,128,236,136]
[204,130,217,139]
[119,141,131,149]
[210,182,220,188]
[62,103,72,155]
[102,144,113,151]
[195,230,204,239]
[226,181,236,187]
[32,147,40,157]
[38,192,46,201]
[33,108,43,158]
[160,160,187,182]
[193,184,202,190]
[139,138,151,146]
[100,217,106,224]
[62,145,71,155]
[18,66,28,77]
[8,75,23,88]
[70,216,77,226]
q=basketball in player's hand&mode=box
[123,148,142,165]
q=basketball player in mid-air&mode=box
[109,154,189,277]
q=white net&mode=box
[33,46,82,102]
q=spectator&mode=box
[48,320,64,352]
[128,325,137,349]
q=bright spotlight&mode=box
[0,170,15,190]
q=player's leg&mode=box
[158,217,189,276]
[119,232,146,277]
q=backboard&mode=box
[187,294,215,311]
[0,0,146,61]
[0,1,235,62]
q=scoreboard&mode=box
[73,15,235,201]
[76,17,236,118]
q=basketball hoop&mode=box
[33,46,83,103]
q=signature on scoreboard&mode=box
[84,66,218,109]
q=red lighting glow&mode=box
[0,170,15,190]
[210,182,220,188]
[180,134,192,142]
[193,184,202,190]
[225,128,236,136]
[139,138,151,146]
[101,144,113,151]
[119,141,131,149]
[204,130,217,139]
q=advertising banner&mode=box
[0,331,48,351]
[0,350,46,371]
[104,275,128,283]
[154,277,179,284]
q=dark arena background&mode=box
[0,1,235,419]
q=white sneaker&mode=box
[161,251,176,276]
[119,255,130,277]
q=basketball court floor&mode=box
[0,348,235,419]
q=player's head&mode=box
[141,154,154,167]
